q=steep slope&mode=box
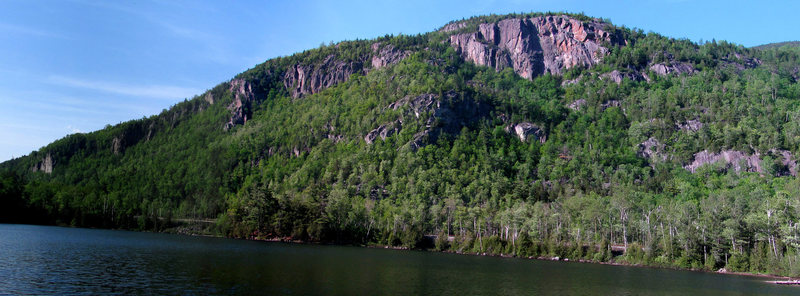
[3,12,800,276]
[448,15,625,78]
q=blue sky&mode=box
[1,0,798,162]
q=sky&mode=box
[1,0,798,162]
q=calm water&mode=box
[0,224,798,295]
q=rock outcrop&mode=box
[320,123,344,143]
[366,92,490,149]
[282,43,410,99]
[226,42,412,130]
[364,122,400,144]
[449,15,624,79]
[283,55,364,98]
[387,93,438,118]
[203,93,214,105]
[366,94,440,145]
[440,21,467,33]
[601,70,648,84]
[600,100,621,110]
[112,137,122,155]
[773,150,799,176]
[224,79,256,131]
[371,43,410,69]
[677,119,703,132]
[684,149,797,176]
[505,122,546,143]
[649,62,695,76]
[567,99,587,111]
[638,137,667,162]
[31,153,54,174]
[719,53,761,73]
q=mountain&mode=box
[3,12,800,276]
[752,41,800,50]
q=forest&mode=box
[3,12,800,276]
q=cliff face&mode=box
[30,153,53,174]
[225,78,256,130]
[449,16,624,79]
[684,149,797,176]
[283,55,365,98]
[224,43,411,129]
[282,43,409,98]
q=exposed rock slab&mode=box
[282,43,410,99]
[224,78,256,130]
[283,55,364,98]
[111,137,122,155]
[677,119,703,132]
[567,99,586,111]
[371,43,410,69]
[601,70,647,84]
[440,21,467,32]
[684,149,797,176]
[505,122,546,143]
[720,53,761,73]
[31,153,54,174]
[365,122,400,144]
[368,93,490,149]
[649,62,695,76]
[449,15,624,79]
[638,137,667,162]
[367,94,441,145]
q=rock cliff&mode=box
[649,62,695,76]
[371,43,410,69]
[31,153,54,174]
[684,149,797,176]
[283,42,410,99]
[224,78,256,131]
[283,55,364,98]
[505,122,546,143]
[449,15,624,79]
[225,42,411,130]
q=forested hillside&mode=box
[3,12,800,276]
[752,41,800,50]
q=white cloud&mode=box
[66,125,82,134]
[48,75,202,100]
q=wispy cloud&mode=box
[158,20,215,41]
[77,0,218,42]
[73,0,239,66]
[48,75,202,100]
[0,22,69,39]
[0,89,155,117]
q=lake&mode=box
[0,224,797,295]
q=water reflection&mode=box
[0,224,797,295]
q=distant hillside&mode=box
[3,12,800,277]
[752,40,800,50]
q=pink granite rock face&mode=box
[449,15,624,79]
[684,149,797,176]
[225,78,256,130]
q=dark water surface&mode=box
[0,224,798,295]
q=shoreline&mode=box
[232,233,797,284]
[16,222,799,284]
